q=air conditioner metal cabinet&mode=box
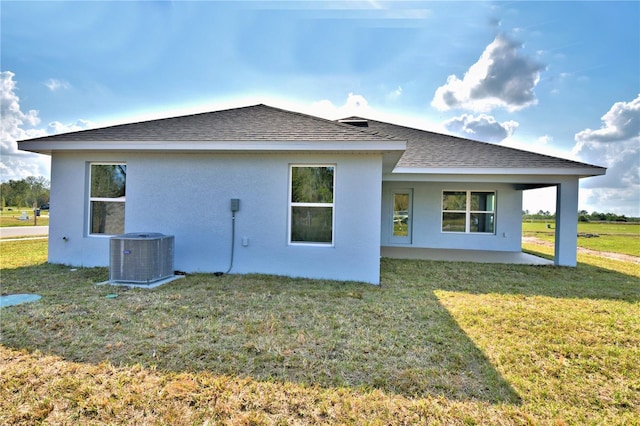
[109,233,174,283]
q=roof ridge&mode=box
[256,104,397,141]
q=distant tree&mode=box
[0,177,50,208]
[578,210,590,222]
[523,210,558,220]
[524,209,638,222]
[25,176,49,207]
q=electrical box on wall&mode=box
[231,198,240,212]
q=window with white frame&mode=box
[442,190,495,233]
[89,163,126,235]
[289,165,334,244]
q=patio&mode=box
[381,246,553,265]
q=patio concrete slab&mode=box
[381,246,553,265]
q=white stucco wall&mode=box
[49,153,126,266]
[381,181,524,251]
[48,152,383,284]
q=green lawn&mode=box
[1,239,638,424]
[0,208,49,228]
[523,220,640,235]
[523,221,640,257]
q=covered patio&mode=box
[381,247,553,265]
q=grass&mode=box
[0,239,48,269]
[575,235,640,257]
[525,233,640,258]
[0,208,49,228]
[1,239,639,424]
[523,221,640,257]
[523,221,640,235]
[522,242,640,278]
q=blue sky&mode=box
[2,1,638,216]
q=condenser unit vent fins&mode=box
[109,233,174,284]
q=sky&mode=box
[1,0,638,216]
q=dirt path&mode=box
[522,236,640,264]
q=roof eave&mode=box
[391,166,607,178]
[18,140,407,156]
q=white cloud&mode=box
[307,93,447,134]
[443,113,519,143]
[575,94,640,144]
[310,93,373,119]
[580,186,639,217]
[1,71,50,181]
[48,119,93,134]
[44,78,71,91]
[0,72,92,182]
[572,94,640,216]
[388,86,402,101]
[1,71,44,154]
[432,34,545,113]
[0,155,50,183]
[536,135,553,145]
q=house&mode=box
[18,104,605,284]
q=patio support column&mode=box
[554,179,579,266]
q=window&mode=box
[442,191,495,233]
[89,163,126,235]
[289,165,334,244]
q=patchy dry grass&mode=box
[522,242,640,278]
[1,239,639,424]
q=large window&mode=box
[89,163,126,235]
[289,165,334,244]
[442,191,495,234]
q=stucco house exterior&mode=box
[18,104,605,284]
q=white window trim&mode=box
[441,190,496,234]
[88,162,126,237]
[288,164,336,246]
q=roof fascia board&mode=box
[18,140,407,155]
[384,172,605,183]
[391,166,606,177]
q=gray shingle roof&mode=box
[20,103,605,174]
[340,117,605,172]
[22,104,393,143]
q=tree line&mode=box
[578,210,636,222]
[1,177,50,209]
[523,209,637,222]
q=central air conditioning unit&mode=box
[109,233,174,284]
